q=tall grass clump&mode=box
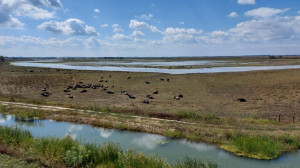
[118,149,167,168]
[231,135,283,159]
[282,134,300,149]
[175,157,218,168]
[0,126,32,145]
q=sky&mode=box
[1,0,300,57]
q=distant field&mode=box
[1,57,300,123]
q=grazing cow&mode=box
[107,91,114,94]
[128,95,136,99]
[109,75,112,77]
[42,88,47,92]
[145,81,150,84]
[160,79,164,81]
[238,98,246,102]
[179,94,183,98]
[146,95,154,99]
[127,77,131,79]
[121,89,126,93]
[64,89,70,92]
[143,100,150,104]
[153,91,158,94]
[99,80,104,82]
[68,95,74,99]
[41,92,50,97]
[80,89,87,93]
[167,79,170,82]
[174,96,180,100]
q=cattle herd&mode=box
[39,73,184,105]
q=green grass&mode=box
[0,154,38,168]
[0,126,218,168]
[231,135,284,159]
[175,157,218,168]
[1,107,45,121]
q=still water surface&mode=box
[12,60,300,74]
[0,114,299,168]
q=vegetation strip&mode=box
[1,104,299,160]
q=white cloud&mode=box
[100,24,108,28]
[112,33,132,41]
[179,21,184,25]
[149,25,163,34]
[228,12,239,18]
[237,0,255,5]
[112,24,120,28]
[164,27,202,35]
[163,27,203,43]
[94,9,100,13]
[245,7,289,18]
[0,0,62,29]
[0,14,24,29]
[29,0,63,8]
[0,35,83,48]
[111,24,123,33]
[38,19,99,36]
[15,3,54,19]
[113,28,123,33]
[85,37,101,48]
[129,20,149,29]
[136,14,153,20]
[131,30,145,37]
[230,16,299,42]
[134,38,146,43]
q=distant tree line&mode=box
[0,55,5,62]
[269,55,283,59]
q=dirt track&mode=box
[0,101,189,124]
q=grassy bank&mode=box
[0,126,217,168]
[1,105,299,160]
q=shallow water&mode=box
[0,114,299,168]
[12,60,300,74]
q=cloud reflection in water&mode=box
[131,134,165,150]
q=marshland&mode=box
[0,56,300,167]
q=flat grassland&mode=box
[0,56,300,160]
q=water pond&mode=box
[0,114,299,168]
[11,60,300,74]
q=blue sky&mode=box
[1,0,300,57]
